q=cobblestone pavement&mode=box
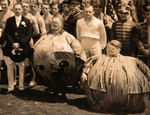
[0,84,150,115]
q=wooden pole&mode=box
[146,0,150,67]
[104,0,107,15]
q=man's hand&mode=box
[143,49,150,56]
[80,72,88,89]
[0,31,2,38]
[81,72,87,83]
[0,28,2,38]
[12,42,20,49]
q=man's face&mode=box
[119,11,129,21]
[62,4,70,14]
[22,3,30,14]
[106,44,120,56]
[30,4,38,14]
[51,4,59,15]
[42,4,50,15]
[84,6,94,20]
[0,0,8,11]
[51,18,62,32]
[14,4,23,16]
[70,3,80,14]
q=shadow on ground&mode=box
[0,86,148,115]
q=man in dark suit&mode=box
[64,0,83,38]
[3,3,32,92]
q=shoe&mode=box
[7,87,14,93]
[7,90,14,93]
[19,87,24,90]
[29,81,37,87]
[13,80,17,86]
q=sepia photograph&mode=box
[0,0,150,115]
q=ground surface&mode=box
[1,84,150,115]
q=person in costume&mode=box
[81,40,150,112]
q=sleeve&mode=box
[99,21,107,50]
[66,32,86,62]
[137,25,145,52]
[135,58,150,81]
[76,20,81,42]
[3,18,15,44]
[130,0,139,23]
[110,22,116,40]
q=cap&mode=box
[109,40,122,49]
[69,0,82,5]
[30,0,42,5]
[118,5,131,13]
[61,0,69,5]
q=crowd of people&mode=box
[0,0,150,111]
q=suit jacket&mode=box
[64,11,83,38]
[3,15,33,62]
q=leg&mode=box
[7,63,16,91]
[89,43,101,59]
[4,56,15,91]
[0,60,2,83]
[29,61,36,87]
[18,62,25,90]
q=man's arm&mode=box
[3,18,15,44]
[76,20,81,42]
[135,58,150,81]
[38,17,47,36]
[0,28,2,38]
[99,21,107,50]
[110,22,116,40]
[32,16,40,37]
[66,32,86,62]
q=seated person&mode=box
[81,40,150,112]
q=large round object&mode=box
[33,35,79,86]
[83,55,150,112]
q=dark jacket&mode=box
[64,10,83,38]
[3,15,33,62]
[111,20,138,56]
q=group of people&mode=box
[0,0,150,111]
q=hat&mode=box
[61,0,69,5]
[118,5,131,13]
[61,0,69,7]
[10,48,34,62]
[69,0,82,5]
[30,0,42,5]
[109,40,122,49]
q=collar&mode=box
[51,29,65,35]
[15,15,22,20]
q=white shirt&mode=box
[15,15,22,27]
[76,17,107,50]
